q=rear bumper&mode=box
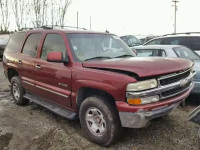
[117,82,194,128]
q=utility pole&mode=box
[77,11,79,30]
[90,16,91,30]
[172,0,179,34]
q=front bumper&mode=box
[117,81,194,128]
[119,103,178,128]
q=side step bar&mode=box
[24,93,78,120]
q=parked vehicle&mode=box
[144,32,200,55]
[135,45,200,94]
[135,35,158,44]
[3,28,195,146]
[120,35,142,47]
[0,34,10,59]
[189,105,200,147]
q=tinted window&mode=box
[173,46,199,60]
[145,38,162,45]
[162,37,190,47]
[22,33,41,57]
[190,37,200,50]
[136,49,166,57]
[41,34,66,59]
[5,32,25,53]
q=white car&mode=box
[134,45,200,94]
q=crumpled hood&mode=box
[82,57,193,78]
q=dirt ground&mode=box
[0,60,199,150]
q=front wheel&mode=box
[79,95,122,146]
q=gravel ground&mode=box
[0,60,199,150]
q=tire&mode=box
[79,95,122,146]
[11,76,28,105]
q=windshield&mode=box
[67,33,135,61]
[120,35,141,47]
[173,46,200,60]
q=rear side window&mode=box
[173,46,199,60]
[22,33,42,57]
[162,37,190,48]
[41,34,66,59]
[190,37,200,50]
[136,49,166,57]
[5,32,25,53]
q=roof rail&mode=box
[163,32,200,36]
[48,25,87,30]
[19,25,88,31]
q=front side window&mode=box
[67,33,135,61]
[173,46,200,60]
[22,33,41,57]
[136,49,166,57]
[41,34,66,59]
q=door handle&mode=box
[35,65,41,69]
[18,60,22,64]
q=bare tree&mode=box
[0,0,10,32]
[33,0,48,27]
[59,0,72,27]
[50,0,72,27]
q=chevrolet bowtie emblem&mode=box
[180,78,188,87]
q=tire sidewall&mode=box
[11,76,25,105]
[79,97,117,146]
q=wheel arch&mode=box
[76,87,117,111]
[8,68,19,82]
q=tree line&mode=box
[0,0,72,32]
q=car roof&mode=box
[17,29,112,35]
[144,33,200,45]
[134,45,184,49]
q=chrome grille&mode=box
[158,68,192,99]
[159,69,190,86]
[161,82,192,99]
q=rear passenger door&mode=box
[18,33,42,92]
[33,33,72,108]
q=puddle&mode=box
[0,91,10,99]
[0,133,13,150]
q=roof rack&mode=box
[163,32,200,36]
[19,25,88,31]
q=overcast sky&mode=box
[64,0,200,36]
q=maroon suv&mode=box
[3,29,195,146]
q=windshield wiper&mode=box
[114,54,133,58]
[84,56,112,61]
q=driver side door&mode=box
[33,33,72,108]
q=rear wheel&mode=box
[79,95,122,146]
[11,76,28,105]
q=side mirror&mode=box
[47,51,69,63]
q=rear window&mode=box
[136,49,166,57]
[5,32,25,53]
[173,46,200,60]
